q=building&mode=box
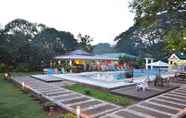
[168,52,186,66]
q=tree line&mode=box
[0,19,93,72]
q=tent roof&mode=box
[54,55,118,60]
[147,60,170,67]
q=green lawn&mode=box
[65,84,135,107]
[0,74,50,118]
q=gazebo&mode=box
[54,50,119,72]
[54,49,118,64]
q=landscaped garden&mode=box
[65,84,135,107]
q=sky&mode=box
[0,0,134,45]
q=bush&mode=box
[0,63,6,73]
[84,89,91,95]
[134,59,145,69]
[14,63,32,72]
[56,113,76,118]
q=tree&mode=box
[77,33,93,52]
[32,28,78,66]
[129,0,186,53]
[92,43,115,54]
[0,19,79,71]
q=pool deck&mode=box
[13,76,122,118]
[31,74,62,82]
[111,82,179,100]
[12,75,186,118]
[101,86,186,118]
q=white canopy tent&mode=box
[147,60,170,67]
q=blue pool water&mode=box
[79,69,168,82]
[54,68,170,89]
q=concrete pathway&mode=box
[13,76,186,118]
[13,76,121,118]
[101,86,186,118]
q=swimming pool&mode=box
[77,69,163,82]
[52,69,173,89]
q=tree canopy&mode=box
[115,0,186,59]
[130,0,186,52]
[0,19,79,71]
[92,43,116,54]
[77,33,93,52]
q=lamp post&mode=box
[76,106,80,118]
[22,82,25,90]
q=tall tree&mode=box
[0,19,79,71]
[77,33,93,52]
[93,43,115,54]
[129,0,186,53]
[32,28,78,65]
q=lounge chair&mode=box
[136,80,149,91]
[175,72,186,81]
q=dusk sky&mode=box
[1,0,134,44]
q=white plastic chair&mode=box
[136,80,149,91]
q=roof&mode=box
[97,53,136,59]
[54,51,135,61]
[147,60,170,67]
[54,55,118,60]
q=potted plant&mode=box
[43,101,57,115]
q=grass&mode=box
[0,74,51,118]
[65,84,135,107]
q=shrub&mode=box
[0,63,6,73]
[14,63,32,72]
[43,102,56,111]
[56,113,76,118]
[84,89,91,95]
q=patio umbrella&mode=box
[147,60,170,68]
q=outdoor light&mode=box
[4,73,8,79]
[184,37,186,40]
[76,106,80,118]
[58,60,61,64]
[22,82,25,90]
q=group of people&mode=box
[80,63,126,72]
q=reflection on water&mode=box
[79,69,171,82]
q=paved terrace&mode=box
[102,86,186,118]
[13,76,186,118]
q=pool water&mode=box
[78,69,164,82]
[53,69,171,89]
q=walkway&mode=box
[13,76,121,118]
[13,76,186,118]
[102,86,186,118]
